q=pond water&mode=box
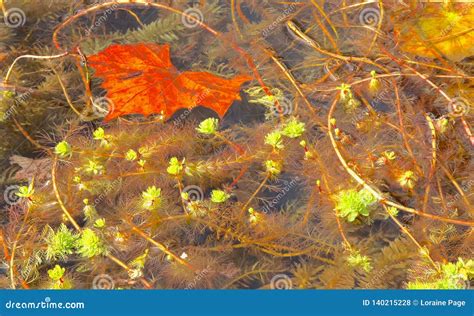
[0,0,472,290]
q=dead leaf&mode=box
[396,4,474,62]
[88,43,252,121]
[10,155,51,182]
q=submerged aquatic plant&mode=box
[334,189,377,222]
[197,118,219,135]
[167,157,184,176]
[210,190,230,203]
[141,186,162,211]
[75,229,107,258]
[347,251,372,273]
[281,118,305,138]
[265,131,284,151]
[407,258,474,289]
[47,265,72,289]
[0,0,472,291]
[54,141,72,158]
[16,182,35,200]
[45,224,78,261]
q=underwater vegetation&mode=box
[0,0,473,290]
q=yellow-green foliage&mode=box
[1,0,473,291]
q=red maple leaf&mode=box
[88,43,252,121]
